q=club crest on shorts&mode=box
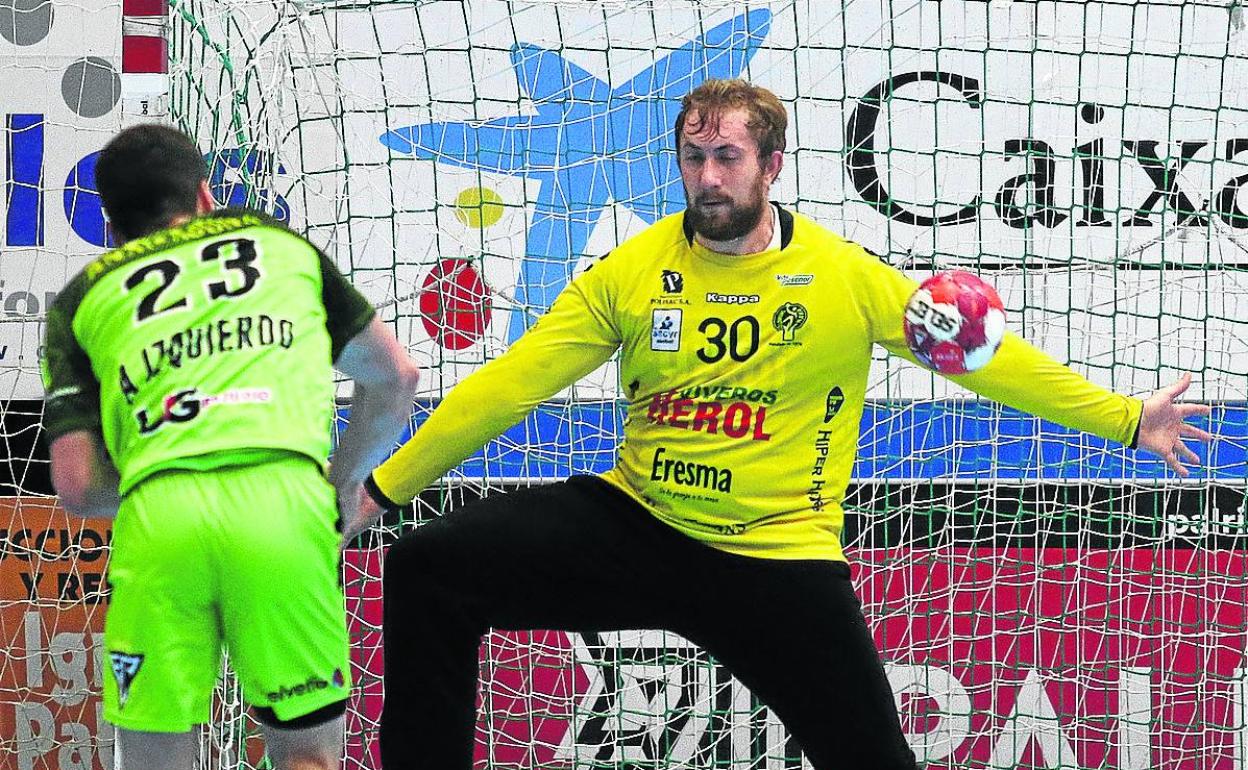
[109,651,145,709]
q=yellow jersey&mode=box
[373,206,1141,560]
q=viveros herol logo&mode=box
[379,10,773,345]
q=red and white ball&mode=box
[903,271,1006,375]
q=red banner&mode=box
[343,548,1248,770]
[862,548,1248,770]
[1,499,113,770]
[7,509,1248,770]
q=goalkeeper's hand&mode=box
[1137,372,1214,477]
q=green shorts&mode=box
[102,454,351,732]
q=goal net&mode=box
[5,1,1248,769]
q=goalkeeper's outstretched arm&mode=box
[857,246,1213,475]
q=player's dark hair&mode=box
[95,124,209,242]
[674,79,788,157]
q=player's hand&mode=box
[1136,372,1214,477]
[339,483,383,548]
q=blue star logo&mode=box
[380,10,772,342]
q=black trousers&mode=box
[379,476,916,770]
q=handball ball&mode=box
[903,271,1006,375]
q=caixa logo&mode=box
[846,71,1248,230]
[7,114,289,249]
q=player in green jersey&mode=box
[42,125,420,770]
[349,81,1211,769]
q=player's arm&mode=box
[315,254,421,495]
[859,251,1211,474]
[360,260,622,522]
[50,431,121,519]
[42,292,121,518]
[330,316,422,488]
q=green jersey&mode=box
[42,209,375,495]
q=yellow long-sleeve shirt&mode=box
[373,206,1141,560]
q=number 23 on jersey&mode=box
[123,237,262,324]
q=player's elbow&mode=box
[351,356,420,406]
[336,318,422,391]
[364,355,420,394]
[50,433,105,517]
[392,356,422,393]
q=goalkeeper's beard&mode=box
[685,184,769,244]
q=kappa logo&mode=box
[661,269,684,294]
[651,309,682,351]
[706,291,760,305]
[109,651,145,709]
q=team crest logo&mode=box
[772,302,808,342]
[661,270,684,294]
[109,651,145,709]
